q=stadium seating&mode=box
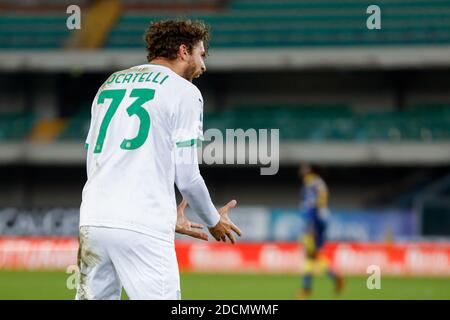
[0,14,70,49]
[106,0,450,48]
[0,112,35,140]
[57,106,91,141]
[48,104,450,142]
[203,105,450,141]
[3,1,450,49]
[1,104,448,143]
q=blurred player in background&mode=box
[76,20,242,300]
[297,164,344,299]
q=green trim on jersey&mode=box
[176,139,197,148]
[84,143,89,150]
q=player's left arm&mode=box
[172,88,241,243]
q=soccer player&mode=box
[76,20,242,300]
[297,164,343,299]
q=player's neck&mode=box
[149,58,188,81]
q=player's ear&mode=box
[178,44,189,61]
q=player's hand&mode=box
[208,199,242,244]
[175,199,208,241]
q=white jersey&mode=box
[80,64,204,243]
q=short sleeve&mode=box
[172,87,204,147]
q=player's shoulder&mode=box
[166,71,202,98]
[305,173,326,187]
[129,63,203,102]
[170,78,202,107]
[182,82,202,101]
[106,67,131,79]
[314,175,327,188]
[148,65,201,95]
[99,67,131,89]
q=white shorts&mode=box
[75,226,180,300]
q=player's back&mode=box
[80,64,203,243]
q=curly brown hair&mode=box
[144,19,210,62]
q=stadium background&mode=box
[0,0,449,299]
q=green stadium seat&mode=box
[0,14,70,49]
[3,1,450,49]
[0,113,35,140]
[104,0,450,49]
[55,103,450,143]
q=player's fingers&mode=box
[185,230,208,241]
[219,199,237,215]
[190,222,204,229]
[226,231,236,244]
[224,199,237,211]
[209,229,221,241]
[230,222,242,237]
[195,231,209,241]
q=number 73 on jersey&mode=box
[92,88,155,153]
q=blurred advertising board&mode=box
[0,237,449,276]
[0,237,77,270]
[176,241,450,276]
